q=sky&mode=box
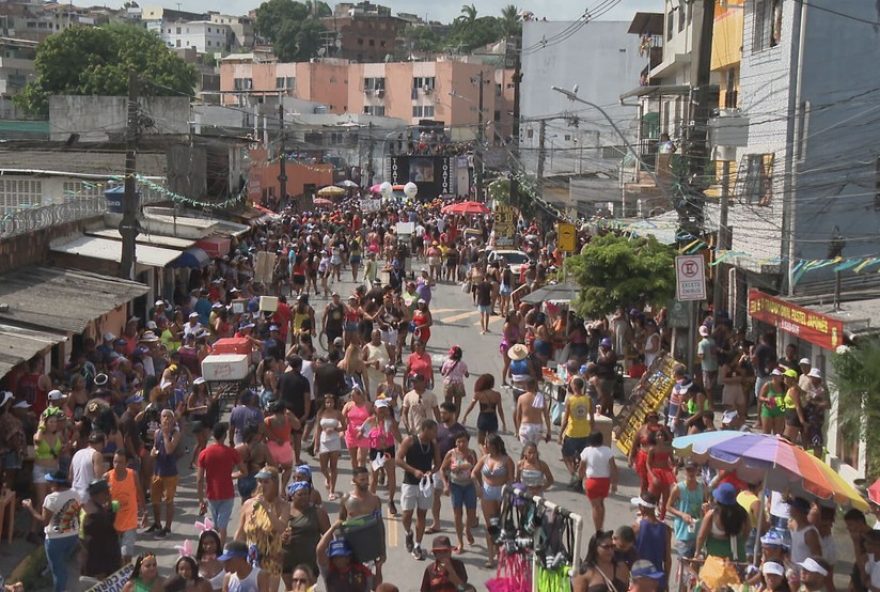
[83,0,663,24]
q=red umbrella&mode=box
[313,197,333,207]
[441,201,491,215]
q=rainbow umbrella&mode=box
[673,431,867,511]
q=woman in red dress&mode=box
[628,411,662,495]
[646,427,676,520]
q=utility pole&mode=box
[277,101,287,208]
[535,119,546,197]
[119,69,140,281]
[712,159,731,315]
[510,34,522,207]
[680,0,717,238]
[366,121,374,187]
[474,70,485,201]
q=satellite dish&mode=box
[572,84,579,95]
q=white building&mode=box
[157,20,233,54]
[726,0,880,481]
[519,20,644,214]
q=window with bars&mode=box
[741,154,774,206]
[62,181,102,203]
[0,178,42,215]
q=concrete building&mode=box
[518,20,644,182]
[0,37,37,118]
[48,95,191,142]
[209,13,254,49]
[318,12,405,62]
[218,56,514,142]
[157,20,234,54]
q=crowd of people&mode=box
[0,195,871,592]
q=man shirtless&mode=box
[514,378,552,445]
[339,466,382,520]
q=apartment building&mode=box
[219,56,513,142]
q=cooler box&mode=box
[201,354,249,381]
[259,296,278,312]
[212,337,251,356]
[341,514,385,563]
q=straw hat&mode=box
[508,343,529,361]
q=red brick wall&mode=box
[0,218,98,274]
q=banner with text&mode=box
[86,565,134,592]
[615,353,679,456]
[748,289,844,351]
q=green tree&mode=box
[255,0,326,61]
[832,340,880,478]
[500,4,521,38]
[15,24,196,116]
[458,4,478,24]
[565,233,676,319]
[402,25,444,55]
[448,16,503,52]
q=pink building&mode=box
[219,55,514,142]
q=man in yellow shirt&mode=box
[559,376,595,490]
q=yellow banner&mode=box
[615,353,679,455]
[494,204,517,246]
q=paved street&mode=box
[139,274,645,591]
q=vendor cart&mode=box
[201,353,252,404]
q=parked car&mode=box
[484,249,531,279]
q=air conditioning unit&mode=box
[375,89,384,98]
[423,86,433,95]
[363,87,371,94]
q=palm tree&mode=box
[459,3,477,24]
[500,4,520,37]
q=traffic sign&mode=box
[675,254,707,301]
[557,222,577,253]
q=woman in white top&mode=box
[577,432,617,532]
[362,329,391,398]
[643,320,661,369]
[313,394,345,501]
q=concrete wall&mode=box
[49,95,191,142]
[519,21,642,176]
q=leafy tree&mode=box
[832,340,880,478]
[500,4,521,38]
[15,24,196,117]
[402,25,444,55]
[458,4,478,24]
[255,0,326,61]
[448,16,503,52]
[565,233,676,319]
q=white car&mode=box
[486,249,531,276]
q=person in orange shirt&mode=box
[105,449,145,564]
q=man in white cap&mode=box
[184,311,203,339]
[98,332,116,362]
[697,325,718,396]
[152,300,168,327]
[798,557,831,592]
[798,358,813,391]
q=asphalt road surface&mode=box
[146,274,646,591]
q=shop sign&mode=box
[557,222,577,253]
[748,289,844,350]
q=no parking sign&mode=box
[675,254,707,301]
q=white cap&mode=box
[799,357,811,366]
[808,368,822,379]
[375,398,391,408]
[193,377,207,385]
[798,558,828,576]
[762,562,785,577]
[103,332,116,342]
[13,400,31,409]
[189,312,199,318]
[146,321,158,330]
[155,299,165,307]
[699,325,710,337]
[47,389,65,401]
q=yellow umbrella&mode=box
[317,185,346,197]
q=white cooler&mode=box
[259,296,278,312]
[201,354,249,381]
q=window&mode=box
[380,40,385,47]
[363,77,385,91]
[412,76,436,90]
[495,83,502,97]
[495,110,502,123]
[527,128,533,139]
[424,105,434,117]
[368,39,374,46]
[176,26,181,34]
[753,0,782,51]
[666,10,674,41]
[413,105,423,117]
[176,39,181,47]
[276,77,285,89]
[363,106,386,116]
[286,77,296,92]
[0,178,42,215]
[724,68,738,108]
[207,27,211,32]
[742,154,774,206]
[678,4,685,32]
[357,38,364,45]
[564,134,571,141]
[233,77,253,90]
[62,181,101,203]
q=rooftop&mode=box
[0,149,167,178]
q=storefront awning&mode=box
[0,323,68,379]
[51,235,184,268]
[86,228,197,250]
[170,247,211,269]
[0,266,149,333]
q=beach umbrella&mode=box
[339,180,359,188]
[441,201,491,215]
[317,185,346,197]
[313,197,333,207]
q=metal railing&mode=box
[0,188,166,240]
